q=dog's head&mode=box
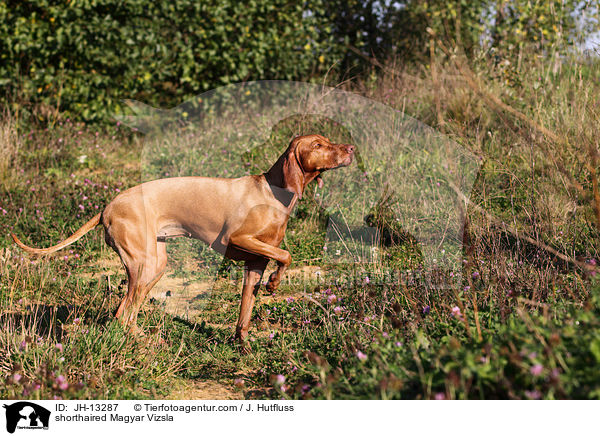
[285,134,354,193]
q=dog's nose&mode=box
[345,144,355,154]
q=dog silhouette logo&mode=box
[3,402,50,433]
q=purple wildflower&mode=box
[530,364,543,376]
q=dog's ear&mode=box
[282,137,305,198]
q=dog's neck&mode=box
[264,148,318,200]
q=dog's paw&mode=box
[233,335,252,355]
[265,272,280,293]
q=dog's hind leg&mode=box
[114,237,167,329]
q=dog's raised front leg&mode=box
[266,264,288,293]
[229,235,292,293]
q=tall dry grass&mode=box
[0,110,21,190]
[345,41,600,305]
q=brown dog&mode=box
[12,134,354,343]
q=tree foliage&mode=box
[0,0,341,121]
[322,0,598,63]
[1,0,598,121]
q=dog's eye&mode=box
[313,143,322,148]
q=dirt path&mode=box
[165,379,243,400]
[149,274,214,320]
[148,264,324,319]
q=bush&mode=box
[0,0,342,121]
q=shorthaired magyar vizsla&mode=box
[12,134,355,344]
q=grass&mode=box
[1,45,600,399]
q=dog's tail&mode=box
[11,213,102,255]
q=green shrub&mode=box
[0,0,342,121]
